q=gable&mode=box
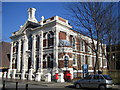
[13,21,40,36]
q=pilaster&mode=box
[54,29,59,73]
[10,42,13,69]
[32,35,36,70]
[17,40,21,72]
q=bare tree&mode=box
[66,2,118,73]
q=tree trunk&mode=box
[94,52,98,74]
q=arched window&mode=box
[28,34,32,50]
[81,40,85,51]
[36,35,39,50]
[64,56,69,67]
[47,56,53,68]
[72,37,75,49]
[47,34,51,47]
[47,32,54,47]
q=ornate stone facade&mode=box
[7,8,107,82]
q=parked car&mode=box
[74,74,113,90]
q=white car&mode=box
[74,74,113,90]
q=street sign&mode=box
[82,64,88,74]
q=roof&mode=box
[0,42,11,68]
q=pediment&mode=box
[13,20,41,36]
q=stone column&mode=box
[35,31,43,81]
[17,40,21,72]
[54,29,59,73]
[45,73,51,82]
[32,35,36,70]
[12,69,17,79]
[28,35,36,80]
[21,36,27,80]
[7,42,13,78]
[38,31,43,74]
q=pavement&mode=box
[3,78,73,88]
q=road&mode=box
[0,79,120,90]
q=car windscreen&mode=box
[103,75,112,80]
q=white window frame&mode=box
[73,54,77,66]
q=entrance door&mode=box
[47,56,53,68]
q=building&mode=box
[0,42,11,77]
[107,44,120,70]
[7,8,107,82]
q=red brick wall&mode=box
[58,60,64,68]
[59,31,66,40]
[58,53,72,58]
[68,60,73,68]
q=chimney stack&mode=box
[28,8,38,23]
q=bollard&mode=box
[26,84,28,90]
[16,82,18,90]
[2,80,5,90]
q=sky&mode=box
[2,2,68,42]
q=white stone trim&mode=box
[17,39,21,72]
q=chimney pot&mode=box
[28,8,37,23]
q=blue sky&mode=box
[2,2,68,42]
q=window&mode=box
[81,40,85,51]
[99,58,102,67]
[81,55,85,65]
[47,34,51,47]
[28,34,32,50]
[16,42,18,53]
[103,59,107,67]
[84,75,92,80]
[87,45,91,52]
[87,56,92,66]
[73,72,77,78]
[64,56,69,67]
[72,37,75,49]
[36,35,39,50]
[47,56,53,68]
[21,40,23,52]
[47,33,54,47]
[103,75,112,80]
[93,75,100,80]
[73,54,77,65]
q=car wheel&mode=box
[99,85,106,90]
[75,83,81,89]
